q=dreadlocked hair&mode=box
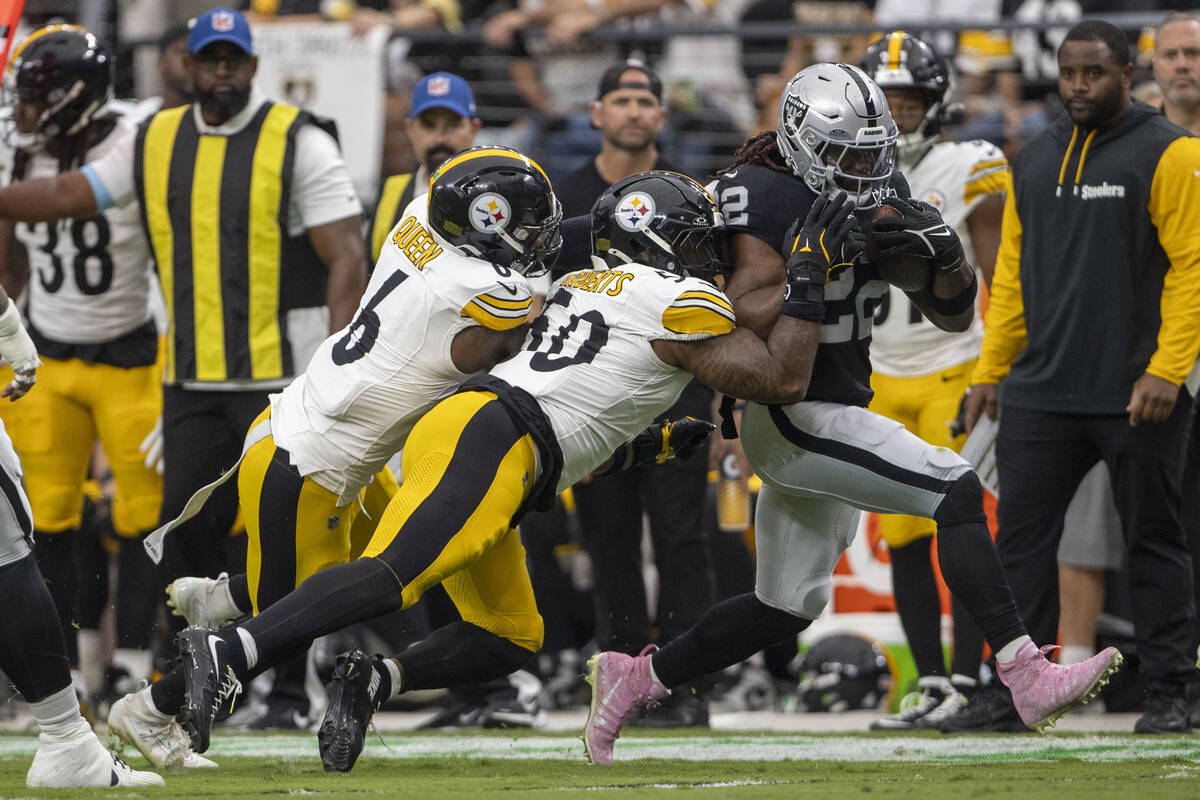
[717,131,791,176]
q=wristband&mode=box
[929,271,977,317]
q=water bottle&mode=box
[716,454,751,532]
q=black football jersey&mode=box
[709,165,910,406]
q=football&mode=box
[865,204,933,293]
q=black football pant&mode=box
[995,400,1196,684]
[159,386,271,590]
[572,383,714,655]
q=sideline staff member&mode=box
[0,6,366,585]
[965,20,1200,734]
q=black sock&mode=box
[889,538,947,677]
[228,572,251,616]
[949,594,986,679]
[239,557,403,678]
[935,520,1027,652]
[32,529,80,663]
[0,554,71,702]
[651,593,810,689]
[150,667,187,715]
[398,621,533,691]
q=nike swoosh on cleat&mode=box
[207,634,223,666]
[600,676,625,710]
[110,770,119,786]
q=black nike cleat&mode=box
[318,650,382,773]
[178,626,243,754]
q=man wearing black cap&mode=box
[554,59,715,728]
[0,6,368,741]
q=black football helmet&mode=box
[590,170,730,282]
[3,25,113,151]
[795,633,893,713]
[859,32,955,164]
[427,146,561,277]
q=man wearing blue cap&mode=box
[368,72,481,263]
[0,6,367,756]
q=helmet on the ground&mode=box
[590,170,729,282]
[795,633,892,712]
[776,63,898,208]
[3,25,113,150]
[428,146,562,277]
[860,31,955,163]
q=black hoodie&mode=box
[974,100,1200,414]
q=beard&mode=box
[1066,89,1126,128]
[421,144,457,176]
[197,84,252,124]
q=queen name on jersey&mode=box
[269,196,534,506]
[709,164,910,406]
[490,262,735,490]
[870,139,1006,375]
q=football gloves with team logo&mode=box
[868,198,965,275]
[780,190,856,322]
[597,416,717,475]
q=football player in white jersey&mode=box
[159,170,848,769]
[108,145,562,769]
[0,282,162,788]
[859,31,1008,730]
[0,26,164,699]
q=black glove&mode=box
[869,197,966,275]
[779,190,856,321]
[599,417,717,475]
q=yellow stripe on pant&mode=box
[361,390,544,652]
[239,408,355,615]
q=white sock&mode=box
[383,658,403,701]
[139,684,172,720]
[236,627,259,671]
[995,635,1032,664]
[29,685,88,740]
[1058,645,1095,665]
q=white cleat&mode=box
[108,692,217,770]
[27,728,164,788]
[166,572,241,629]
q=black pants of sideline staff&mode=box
[995,398,1197,687]
[158,384,271,590]
[573,382,715,657]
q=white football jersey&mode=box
[270,199,534,504]
[0,108,154,344]
[490,263,735,491]
[870,139,1007,376]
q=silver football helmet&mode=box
[776,63,899,208]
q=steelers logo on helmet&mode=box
[615,191,656,233]
[469,193,511,233]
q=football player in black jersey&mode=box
[582,63,1125,763]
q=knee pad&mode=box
[933,471,987,528]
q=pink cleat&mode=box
[998,641,1123,731]
[582,646,669,765]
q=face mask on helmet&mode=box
[2,25,113,152]
[859,32,955,165]
[590,170,731,282]
[776,63,899,208]
[427,146,562,277]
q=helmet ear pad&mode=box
[4,25,113,148]
[589,170,730,282]
[427,146,561,276]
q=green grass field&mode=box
[2,729,1197,799]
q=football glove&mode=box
[600,416,717,475]
[780,190,856,321]
[869,198,965,276]
[0,301,39,401]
